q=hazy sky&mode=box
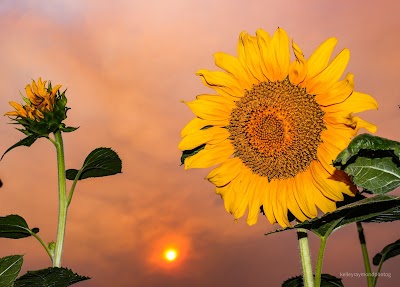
[0,1,399,286]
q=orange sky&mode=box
[0,1,399,286]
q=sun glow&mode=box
[164,248,178,262]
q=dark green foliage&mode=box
[334,134,400,194]
[66,148,122,180]
[0,255,23,287]
[0,215,39,239]
[14,267,90,287]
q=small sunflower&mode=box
[179,28,378,227]
[5,78,62,121]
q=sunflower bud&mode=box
[4,78,75,136]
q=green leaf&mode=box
[14,267,90,287]
[180,144,205,165]
[60,125,79,133]
[282,274,343,287]
[0,215,39,239]
[362,205,400,223]
[372,239,400,266]
[0,255,23,287]
[334,134,400,194]
[266,195,400,238]
[1,135,39,160]
[66,148,122,180]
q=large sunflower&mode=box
[179,28,378,227]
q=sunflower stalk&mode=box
[356,222,374,287]
[314,237,327,287]
[52,130,68,267]
[297,228,314,287]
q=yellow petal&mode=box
[289,40,308,85]
[196,69,245,98]
[255,28,272,80]
[180,117,229,137]
[237,31,265,82]
[179,127,230,151]
[326,91,378,114]
[311,185,336,214]
[214,52,252,89]
[310,161,344,201]
[286,177,308,222]
[261,182,276,224]
[184,140,234,169]
[246,175,265,225]
[305,37,338,81]
[315,73,354,106]
[183,98,231,121]
[259,28,290,81]
[351,116,377,133]
[306,48,350,95]
[271,179,290,227]
[207,157,243,187]
[231,168,253,219]
[294,172,318,218]
[51,84,62,96]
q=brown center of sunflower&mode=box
[228,78,325,180]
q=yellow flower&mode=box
[179,28,378,227]
[5,78,62,121]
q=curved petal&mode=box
[183,98,232,121]
[207,157,243,187]
[179,126,230,150]
[255,28,271,80]
[294,172,318,218]
[196,69,245,98]
[238,31,266,82]
[258,28,290,81]
[306,48,350,95]
[271,179,290,227]
[289,41,308,85]
[180,117,230,137]
[246,175,265,225]
[214,52,253,89]
[304,37,338,81]
[285,177,308,222]
[231,168,253,219]
[326,91,378,114]
[183,140,234,169]
[315,73,354,106]
[261,181,277,225]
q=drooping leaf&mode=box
[66,147,122,180]
[282,274,343,287]
[1,135,39,160]
[0,215,39,239]
[266,195,400,238]
[363,206,400,223]
[180,144,206,165]
[14,267,90,287]
[334,134,400,194]
[282,276,302,287]
[372,239,400,266]
[0,255,23,287]
[60,126,79,133]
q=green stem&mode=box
[374,256,385,286]
[53,130,68,267]
[357,222,373,287]
[314,237,327,287]
[297,228,314,287]
[67,169,83,207]
[30,231,53,261]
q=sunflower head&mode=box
[5,78,72,136]
[179,28,378,227]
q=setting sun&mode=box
[164,248,178,262]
